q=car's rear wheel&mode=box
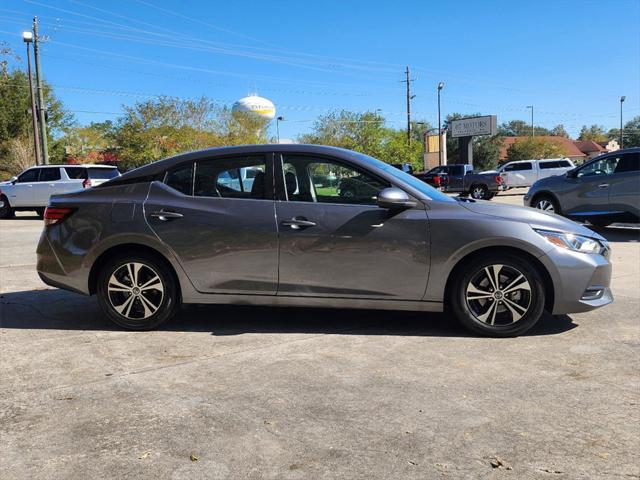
[451,253,546,337]
[533,195,559,214]
[0,196,14,219]
[470,184,490,200]
[97,254,179,330]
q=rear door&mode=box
[274,153,429,300]
[35,167,62,205]
[608,152,640,220]
[8,168,39,206]
[502,162,533,187]
[144,154,279,295]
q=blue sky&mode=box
[1,0,639,140]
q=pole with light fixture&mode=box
[526,105,534,138]
[33,17,49,164]
[276,116,284,143]
[437,82,444,166]
[620,96,625,148]
[23,31,41,166]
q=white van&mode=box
[496,158,575,188]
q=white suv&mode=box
[0,165,120,218]
[496,158,575,188]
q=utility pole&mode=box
[33,17,49,164]
[23,31,41,165]
[620,96,625,148]
[402,66,414,147]
[437,82,444,166]
[526,105,534,138]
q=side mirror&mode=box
[566,169,577,179]
[377,187,417,209]
[10,176,17,184]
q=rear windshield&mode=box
[88,168,119,179]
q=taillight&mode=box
[82,178,92,188]
[433,175,441,186]
[44,207,75,226]
[495,175,502,184]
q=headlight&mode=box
[534,229,608,254]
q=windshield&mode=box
[348,151,455,202]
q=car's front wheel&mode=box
[450,253,546,337]
[533,195,559,214]
[97,253,179,330]
[0,196,14,219]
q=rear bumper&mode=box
[539,248,613,315]
[36,230,90,295]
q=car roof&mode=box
[29,164,117,168]
[107,144,381,186]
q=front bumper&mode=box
[539,247,613,315]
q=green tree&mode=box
[498,119,550,137]
[506,137,568,161]
[621,116,640,147]
[550,124,570,138]
[578,124,607,142]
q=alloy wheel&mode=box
[107,262,164,320]
[471,186,486,199]
[535,199,555,212]
[465,264,532,326]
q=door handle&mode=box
[281,217,316,229]
[150,210,183,221]
[597,183,610,188]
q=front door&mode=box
[8,168,39,207]
[274,153,429,300]
[563,155,619,216]
[145,154,279,295]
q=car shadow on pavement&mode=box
[592,225,639,243]
[1,288,577,338]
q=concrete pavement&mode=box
[1,202,639,479]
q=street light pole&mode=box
[23,31,41,166]
[437,82,444,166]
[620,96,626,148]
[33,16,49,164]
[276,116,284,143]
[526,105,534,138]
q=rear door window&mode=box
[194,156,267,199]
[613,153,639,173]
[540,161,560,169]
[64,167,87,180]
[39,168,61,181]
[88,168,119,180]
[504,162,532,171]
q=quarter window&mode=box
[64,167,86,179]
[165,163,194,195]
[39,168,61,181]
[282,155,389,205]
[194,156,267,199]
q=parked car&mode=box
[524,148,639,227]
[0,165,120,218]
[37,145,612,337]
[416,164,502,200]
[492,158,575,189]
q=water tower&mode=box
[232,94,276,122]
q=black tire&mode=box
[532,194,560,215]
[470,184,490,200]
[340,188,356,198]
[97,253,179,330]
[0,195,14,219]
[450,253,546,337]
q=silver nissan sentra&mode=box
[36,145,613,337]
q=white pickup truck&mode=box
[0,164,120,218]
[489,158,575,189]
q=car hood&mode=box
[455,198,604,239]
[0,180,13,187]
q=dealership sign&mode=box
[450,115,497,138]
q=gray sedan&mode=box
[525,148,639,227]
[37,145,613,337]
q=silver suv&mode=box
[525,148,639,227]
[0,165,120,218]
